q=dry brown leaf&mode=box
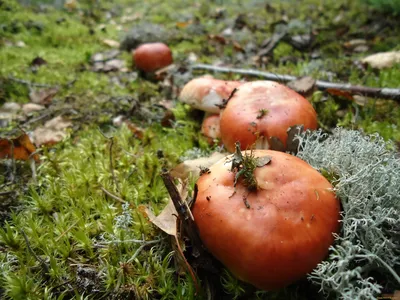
[29,87,59,105]
[287,76,316,96]
[144,179,189,236]
[22,103,45,115]
[170,152,227,180]
[361,51,400,69]
[145,200,178,236]
[33,115,72,146]
[102,39,120,48]
[176,21,192,28]
[0,133,39,161]
[124,121,144,139]
[326,88,354,101]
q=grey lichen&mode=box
[296,128,400,299]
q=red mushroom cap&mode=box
[179,77,242,113]
[192,150,340,290]
[133,42,173,72]
[201,114,221,144]
[219,81,318,152]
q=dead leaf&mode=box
[343,39,367,50]
[22,103,45,115]
[176,21,192,28]
[64,0,78,11]
[208,34,227,45]
[232,41,245,53]
[144,179,189,236]
[2,102,21,113]
[124,121,144,139]
[44,115,72,130]
[0,112,15,128]
[102,39,120,48]
[171,152,227,180]
[361,51,400,69]
[160,110,175,127]
[145,200,178,236]
[287,76,316,96]
[0,133,39,161]
[29,87,59,105]
[33,115,72,146]
[353,95,368,106]
[326,88,354,101]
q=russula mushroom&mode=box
[133,42,173,72]
[179,77,242,113]
[201,114,221,144]
[192,148,340,290]
[219,81,318,152]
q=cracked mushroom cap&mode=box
[219,81,318,152]
[179,77,242,113]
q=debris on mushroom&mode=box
[179,77,243,113]
[201,114,221,145]
[219,81,317,152]
[191,148,340,290]
[133,42,173,72]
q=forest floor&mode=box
[0,0,399,299]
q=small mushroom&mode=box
[133,42,173,72]
[201,114,221,145]
[179,77,242,113]
[219,81,317,152]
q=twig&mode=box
[0,190,16,196]
[7,76,77,90]
[95,238,163,247]
[29,157,37,185]
[99,186,126,204]
[55,219,81,242]
[108,137,120,192]
[7,76,55,88]
[127,239,161,263]
[257,29,287,58]
[97,128,120,192]
[191,64,400,101]
[174,216,201,294]
[20,229,49,276]
[161,170,215,270]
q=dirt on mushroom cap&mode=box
[219,81,317,152]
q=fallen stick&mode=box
[191,64,400,101]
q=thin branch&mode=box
[6,76,77,89]
[191,64,400,101]
[21,229,49,276]
[108,137,120,192]
[0,190,16,196]
[174,223,201,295]
[7,76,55,88]
[55,219,81,242]
[99,186,126,204]
[161,170,216,271]
[96,238,162,246]
[127,239,161,263]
